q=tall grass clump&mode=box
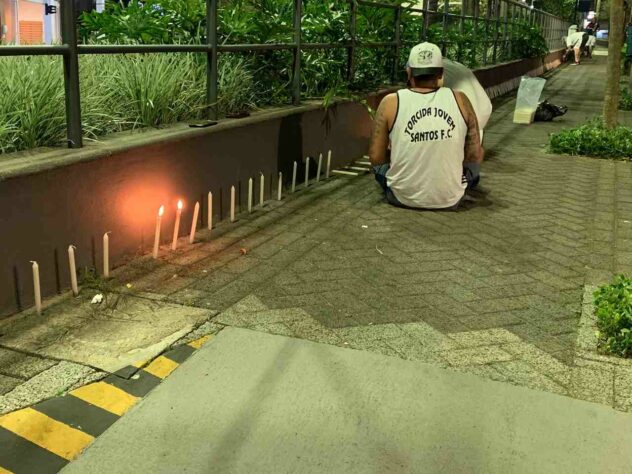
[0,53,257,155]
[83,53,207,128]
[0,56,118,153]
[217,55,258,116]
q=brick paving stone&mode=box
[0,373,21,395]
[491,361,567,395]
[441,346,513,367]
[501,342,569,382]
[0,348,57,380]
[126,53,631,411]
[569,363,615,406]
[449,329,522,348]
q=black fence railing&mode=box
[0,0,567,150]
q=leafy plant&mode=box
[594,276,632,357]
[2,0,553,155]
[80,0,206,44]
[548,118,632,159]
[620,87,632,111]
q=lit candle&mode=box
[103,232,110,278]
[189,201,200,244]
[305,157,310,188]
[153,205,164,259]
[248,178,253,213]
[317,153,323,182]
[277,172,283,201]
[68,245,78,296]
[326,150,332,179]
[31,261,42,314]
[207,192,213,231]
[230,186,236,222]
[291,161,297,193]
[259,173,265,207]
[171,200,183,251]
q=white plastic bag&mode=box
[516,76,546,110]
[514,76,546,124]
[442,59,493,131]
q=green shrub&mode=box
[620,87,632,111]
[548,119,632,159]
[594,276,632,357]
[2,0,552,155]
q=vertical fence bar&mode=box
[441,0,449,55]
[507,3,513,59]
[472,0,479,67]
[492,0,500,63]
[422,0,430,40]
[292,0,302,106]
[347,0,357,82]
[501,0,508,61]
[60,0,82,148]
[206,0,218,120]
[392,6,401,83]
[457,0,465,62]
[483,0,491,65]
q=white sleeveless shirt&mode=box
[387,87,467,209]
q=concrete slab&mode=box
[0,291,212,373]
[66,328,632,473]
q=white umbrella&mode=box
[441,58,492,132]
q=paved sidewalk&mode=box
[63,328,632,473]
[2,51,632,416]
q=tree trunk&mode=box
[603,0,625,128]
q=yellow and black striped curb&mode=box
[0,335,213,474]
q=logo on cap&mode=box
[417,50,434,65]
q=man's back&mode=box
[567,31,586,48]
[387,87,468,209]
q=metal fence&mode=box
[0,0,567,150]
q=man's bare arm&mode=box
[368,94,396,167]
[454,91,483,165]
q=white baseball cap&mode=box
[406,42,443,76]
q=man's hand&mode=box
[368,93,397,167]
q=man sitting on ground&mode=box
[369,42,483,210]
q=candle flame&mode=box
[177,200,183,210]
[158,205,165,216]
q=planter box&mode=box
[0,50,566,318]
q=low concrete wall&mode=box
[0,103,372,317]
[475,49,566,99]
[0,50,566,318]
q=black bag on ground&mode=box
[534,100,568,122]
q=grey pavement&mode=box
[65,327,632,474]
[2,50,632,416]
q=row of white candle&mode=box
[291,151,331,194]
[29,150,334,315]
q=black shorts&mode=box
[580,33,590,49]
